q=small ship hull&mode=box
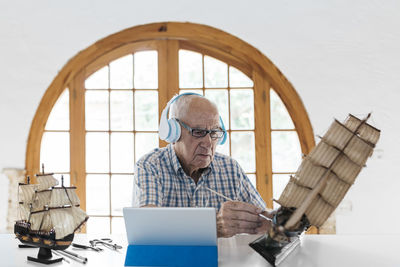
[14,221,74,250]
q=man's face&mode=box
[174,99,220,174]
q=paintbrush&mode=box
[203,186,272,222]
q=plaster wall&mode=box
[1,0,399,234]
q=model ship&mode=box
[250,114,380,266]
[15,165,88,263]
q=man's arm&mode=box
[132,159,163,207]
[214,158,274,237]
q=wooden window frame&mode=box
[26,22,315,211]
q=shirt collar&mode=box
[167,144,220,177]
[168,144,184,176]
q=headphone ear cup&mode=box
[159,116,169,141]
[218,131,227,145]
[217,116,227,145]
[166,118,181,143]
[159,101,172,141]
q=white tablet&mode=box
[123,207,217,246]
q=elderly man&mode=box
[133,93,273,237]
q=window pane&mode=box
[216,134,229,156]
[111,133,134,173]
[204,56,228,88]
[85,66,109,89]
[271,131,302,172]
[111,217,126,235]
[179,50,203,88]
[230,89,254,130]
[111,175,133,216]
[229,66,253,88]
[86,174,110,216]
[273,174,291,209]
[110,54,133,89]
[86,217,110,235]
[134,51,158,89]
[135,91,158,131]
[205,89,229,130]
[45,89,69,130]
[110,91,133,131]
[40,132,70,173]
[86,132,109,173]
[271,89,295,129]
[85,91,109,131]
[135,133,159,162]
[246,174,256,188]
[231,131,255,173]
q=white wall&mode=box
[1,0,399,234]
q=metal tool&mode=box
[89,238,122,250]
[52,250,70,264]
[56,249,88,264]
[72,243,103,252]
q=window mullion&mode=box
[158,39,180,147]
[70,70,87,213]
[253,70,273,208]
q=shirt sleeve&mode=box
[132,157,163,207]
[235,162,267,210]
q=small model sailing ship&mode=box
[14,165,88,264]
[250,114,380,266]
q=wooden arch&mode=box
[26,22,315,208]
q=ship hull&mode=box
[14,220,74,250]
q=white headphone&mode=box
[158,92,227,145]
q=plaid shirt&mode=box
[132,144,266,211]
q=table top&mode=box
[1,233,399,267]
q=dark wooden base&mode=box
[27,247,63,265]
[249,234,301,266]
[249,235,282,266]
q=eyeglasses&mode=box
[176,119,225,140]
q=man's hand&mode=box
[217,201,272,238]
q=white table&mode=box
[1,234,399,266]
[219,234,400,267]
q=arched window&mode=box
[26,22,315,234]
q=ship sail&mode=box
[36,174,59,191]
[18,175,58,219]
[345,114,380,144]
[65,189,80,206]
[31,190,51,212]
[29,210,52,232]
[278,114,380,229]
[50,207,88,239]
[50,188,80,207]
[27,186,88,239]
[18,184,38,221]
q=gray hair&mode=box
[170,94,218,120]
